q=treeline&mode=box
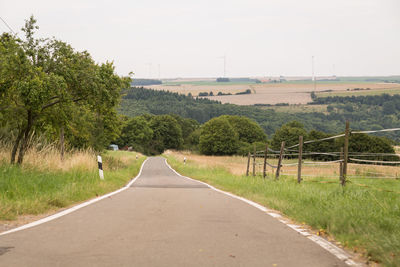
[130,79,162,86]
[0,17,129,164]
[120,87,400,142]
[311,93,400,107]
[116,114,397,161]
[120,87,304,135]
[115,114,267,156]
[310,94,400,141]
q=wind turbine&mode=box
[218,55,227,77]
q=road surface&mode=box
[0,157,349,266]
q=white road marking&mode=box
[0,158,149,236]
[164,158,362,267]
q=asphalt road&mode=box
[0,157,348,266]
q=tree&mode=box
[305,130,337,160]
[149,115,183,154]
[0,16,128,164]
[199,117,239,155]
[271,121,307,150]
[221,115,267,143]
[116,116,153,154]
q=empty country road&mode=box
[0,157,350,266]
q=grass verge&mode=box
[0,151,145,221]
[165,154,400,267]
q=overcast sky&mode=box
[1,0,399,78]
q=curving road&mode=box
[0,157,349,266]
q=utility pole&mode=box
[312,56,316,92]
[146,63,152,78]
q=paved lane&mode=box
[0,157,348,266]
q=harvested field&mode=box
[147,81,400,105]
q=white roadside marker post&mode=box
[184,157,186,165]
[97,155,104,180]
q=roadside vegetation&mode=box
[165,154,400,266]
[0,16,129,165]
[0,143,145,221]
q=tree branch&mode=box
[41,97,84,111]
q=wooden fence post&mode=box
[246,152,250,176]
[342,121,350,186]
[263,143,268,178]
[275,141,285,180]
[297,136,303,183]
[339,147,344,183]
[252,144,256,176]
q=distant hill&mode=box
[119,87,400,142]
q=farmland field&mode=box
[146,79,400,105]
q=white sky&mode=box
[1,0,399,78]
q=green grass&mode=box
[165,155,400,266]
[0,151,145,220]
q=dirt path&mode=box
[0,157,351,266]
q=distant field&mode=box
[262,104,328,113]
[316,87,400,97]
[147,80,400,105]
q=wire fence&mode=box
[246,121,400,185]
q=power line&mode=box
[0,16,16,35]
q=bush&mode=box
[199,117,239,155]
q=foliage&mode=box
[0,16,128,163]
[149,115,183,154]
[216,77,230,82]
[115,116,153,154]
[130,79,162,86]
[235,89,252,95]
[0,151,145,220]
[221,115,267,143]
[119,87,400,143]
[199,117,239,155]
[271,121,307,150]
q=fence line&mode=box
[349,158,400,164]
[245,121,400,186]
[287,133,345,149]
[352,128,400,134]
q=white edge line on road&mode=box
[163,158,362,267]
[0,158,149,237]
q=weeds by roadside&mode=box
[0,143,145,221]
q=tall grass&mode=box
[165,155,400,267]
[0,143,145,221]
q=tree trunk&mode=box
[17,111,34,165]
[11,128,24,164]
[60,126,64,161]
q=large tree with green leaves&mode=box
[199,117,239,155]
[220,115,267,143]
[0,16,129,164]
[271,121,308,150]
[149,115,183,154]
